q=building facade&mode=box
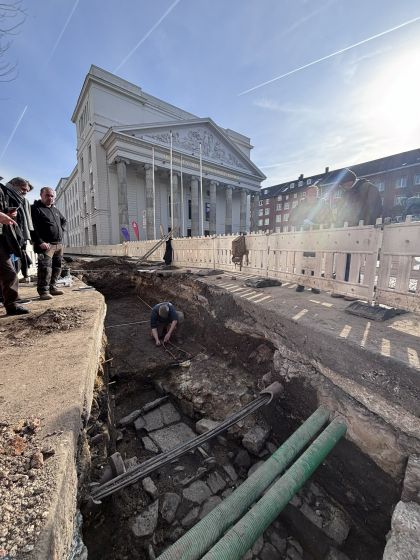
[55,66,265,245]
[258,149,420,232]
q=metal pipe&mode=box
[90,385,282,502]
[155,406,331,560]
[202,417,347,560]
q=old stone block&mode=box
[124,456,139,470]
[242,426,270,455]
[160,492,181,524]
[199,496,223,519]
[252,535,264,555]
[134,416,146,433]
[234,449,251,469]
[269,530,287,553]
[118,409,142,427]
[402,455,420,504]
[195,418,219,434]
[131,500,159,537]
[142,436,159,453]
[260,542,279,560]
[183,481,212,504]
[391,500,420,537]
[160,402,181,425]
[222,463,238,482]
[142,477,158,499]
[149,423,196,453]
[144,408,164,432]
[207,471,226,494]
[325,547,351,560]
[181,506,200,528]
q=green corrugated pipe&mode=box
[202,416,347,560]
[156,406,331,560]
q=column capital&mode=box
[115,157,130,166]
[191,175,200,182]
[209,180,219,188]
[144,163,153,171]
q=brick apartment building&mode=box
[258,148,420,232]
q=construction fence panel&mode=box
[376,221,420,312]
[126,240,165,261]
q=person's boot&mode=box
[39,292,53,300]
[6,304,30,315]
[50,286,64,296]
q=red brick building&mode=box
[258,148,420,232]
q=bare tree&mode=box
[0,1,25,81]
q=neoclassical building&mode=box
[56,65,265,245]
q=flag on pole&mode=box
[121,227,130,241]
[132,220,140,241]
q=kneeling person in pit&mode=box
[151,302,183,346]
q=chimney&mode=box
[325,166,329,174]
[299,173,304,180]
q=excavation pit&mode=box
[69,257,419,560]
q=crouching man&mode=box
[151,302,183,346]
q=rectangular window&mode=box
[395,176,408,189]
[259,209,263,216]
[298,180,303,187]
[258,219,263,226]
[265,199,270,205]
[89,171,94,188]
[285,195,289,200]
[289,183,295,189]
[414,174,420,185]
[292,201,298,208]
[88,144,92,163]
[264,218,269,225]
[375,181,385,192]
[277,195,282,201]
[294,193,298,198]
[205,202,210,222]
[92,224,97,245]
[91,195,95,210]
[259,200,263,206]
[276,203,282,210]
[81,157,84,173]
[84,227,89,245]
[306,178,312,185]
[284,202,289,210]
[275,227,281,232]
[264,208,270,215]
[301,191,306,199]
[283,213,289,222]
[335,188,342,198]
[264,189,268,194]
[394,196,407,206]
[276,214,282,222]
[188,199,192,220]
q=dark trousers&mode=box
[0,237,19,309]
[37,243,63,294]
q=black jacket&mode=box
[31,200,67,251]
[336,179,382,227]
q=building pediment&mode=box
[111,119,265,179]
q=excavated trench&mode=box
[72,259,404,560]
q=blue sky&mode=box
[1,0,420,202]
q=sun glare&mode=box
[364,49,420,148]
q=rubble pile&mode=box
[0,419,55,558]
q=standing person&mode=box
[150,301,183,346]
[334,168,382,227]
[0,179,30,315]
[31,187,67,300]
[163,227,173,266]
[332,169,382,298]
[289,185,332,294]
[4,177,34,275]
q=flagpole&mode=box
[170,131,174,233]
[180,155,184,237]
[152,146,156,240]
[199,142,203,236]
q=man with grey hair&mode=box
[31,187,67,300]
[150,301,183,346]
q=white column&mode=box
[225,185,233,234]
[115,158,130,241]
[145,164,154,240]
[240,189,247,233]
[172,171,180,236]
[191,175,199,236]
[209,180,218,235]
[251,192,260,232]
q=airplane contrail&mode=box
[239,15,420,96]
[46,0,80,65]
[0,105,28,163]
[114,0,182,73]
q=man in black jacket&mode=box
[31,187,67,300]
[335,168,382,227]
[0,179,30,315]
